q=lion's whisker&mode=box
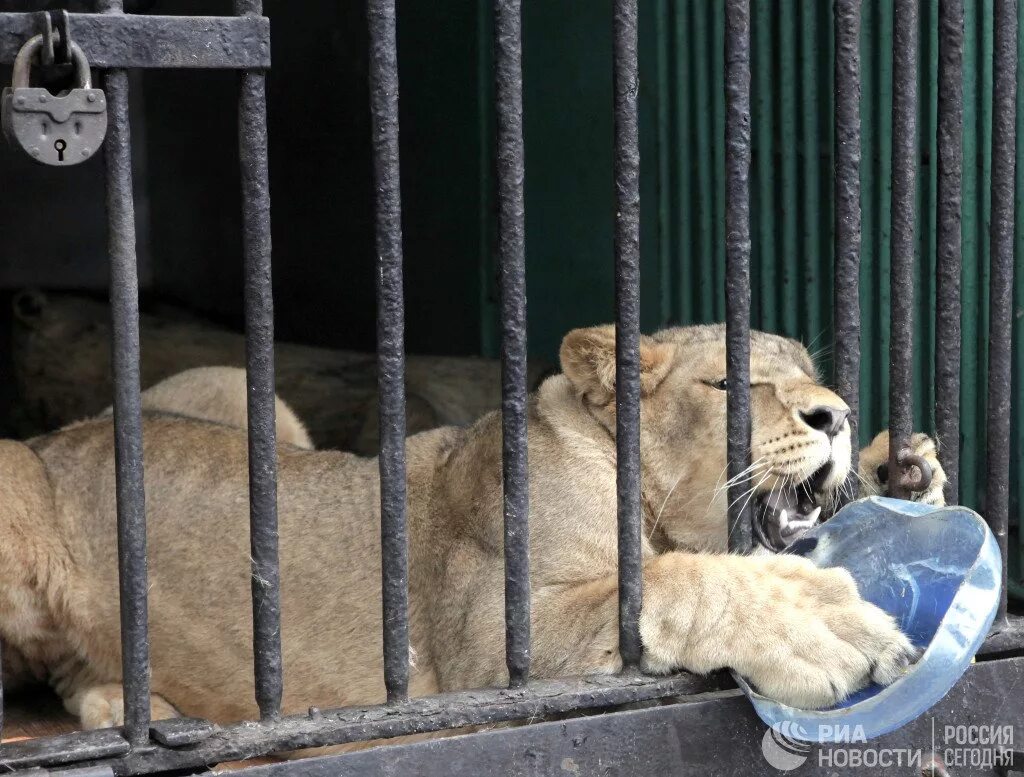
[649,457,767,541]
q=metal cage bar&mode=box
[833,0,862,507]
[725,0,752,553]
[236,0,283,723]
[368,0,411,704]
[4,2,1024,774]
[0,13,270,69]
[612,0,643,671]
[494,0,531,689]
[935,0,964,506]
[0,673,722,774]
[98,0,152,747]
[988,0,1017,623]
[888,0,919,500]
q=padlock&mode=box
[1,35,107,166]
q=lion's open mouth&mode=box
[753,462,833,552]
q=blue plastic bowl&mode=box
[732,496,1001,743]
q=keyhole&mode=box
[54,139,67,162]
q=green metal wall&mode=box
[479,2,1020,532]
[650,0,1024,534]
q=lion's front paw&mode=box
[67,684,179,730]
[858,430,947,506]
[720,555,918,709]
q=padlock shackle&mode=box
[12,35,92,91]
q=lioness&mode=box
[0,324,943,738]
[99,366,315,451]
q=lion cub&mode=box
[0,325,943,741]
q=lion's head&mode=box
[559,324,851,553]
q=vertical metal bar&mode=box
[988,0,1016,622]
[235,0,282,722]
[99,0,151,746]
[725,0,752,552]
[888,0,919,500]
[833,0,863,507]
[493,0,531,689]
[613,0,643,671]
[368,0,411,704]
[754,0,776,334]
[936,0,964,505]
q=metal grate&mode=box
[0,0,1022,774]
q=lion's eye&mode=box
[705,378,728,391]
[877,463,889,485]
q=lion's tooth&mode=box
[778,509,789,529]
[807,506,822,524]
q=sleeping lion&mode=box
[0,324,944,741]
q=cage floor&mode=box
[1,690,279,772]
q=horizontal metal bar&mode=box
[0,730,129,771]
[0,674,726,775]
[0,13,270,69]
[220,656,1024,777]
[6,614,1024,774]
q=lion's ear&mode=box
[559,325,675,404]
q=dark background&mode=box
[0,1,1022,545]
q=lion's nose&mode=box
[799,405,850,438]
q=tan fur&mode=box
[858,430,946,505]
[0,324,941,742]
[100,367,314,450]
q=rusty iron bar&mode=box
[368,0,411,704]
[494,0,532,689]
[935,0,964,505]
[725,0,753,550]
[235,0,283,722]
[612,0,643,669]
[833,0,862,508]
[887,0,919,500]
[988,0,1017,622]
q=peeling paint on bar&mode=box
[236,0,283,724]
[935,0,965,507]
[988,0,1017,622]
[888,0,919,501]
[612,0,643,671]
[368,0,411,705]
[494,0,531,689]
[98,0,152,749]
[833,0,862,509]
[725,0,752,552]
